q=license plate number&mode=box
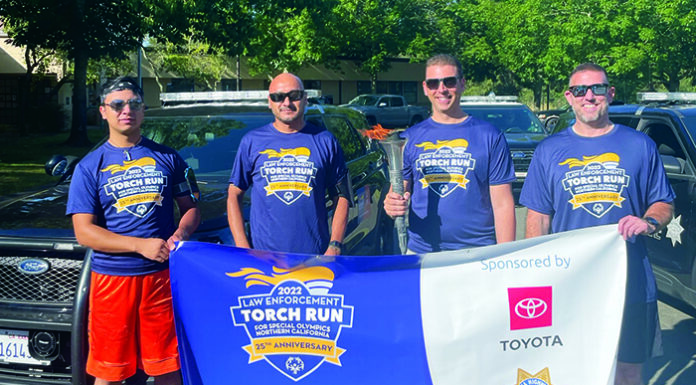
[0,329,50,366]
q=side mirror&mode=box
[378,102,388,108]
[45,155,78,177]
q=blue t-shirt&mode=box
[229,122,348,254]
[66,138,190,275]
[520,124,675,303]
[401,117,515,253]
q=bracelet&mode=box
[328,240,343,251]
[643,216,660,234]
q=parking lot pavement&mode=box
[646,300,696,385]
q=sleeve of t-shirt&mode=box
[66,161,100,216]
[171,152,191,198]
[519,144,554,215]
[228,134,253,191]
[488,130,516,185]
[645,138,677,205]
[401,130,413,184]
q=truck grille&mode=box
[510,149,534,173]
[0,256,83,305]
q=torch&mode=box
[362,125,408,254]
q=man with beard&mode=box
[227,73,349,255]
[383,54,516,252]
[520,62,675,385]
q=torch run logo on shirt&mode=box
[101,157,166,218]
[228,265,353,381]
[508,286,552,330]
[559,153,630,218]
[259,147,318,205]
[414,139,475,198]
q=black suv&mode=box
[548,92,696,313]
[0,94,391,384]
[460,95,548,200]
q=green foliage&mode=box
[145,33,232,91]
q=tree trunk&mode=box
[65,49,91,146]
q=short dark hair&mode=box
[569,63,609,85]
[426,54,464,79]
[100,76,144,103]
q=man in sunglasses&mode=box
[227,73,349,255]
[67,76,200,385]
[384,54,516,252]
[520,63,674,385]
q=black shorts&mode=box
[618,301,661,363]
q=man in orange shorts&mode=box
[66,77,201,384]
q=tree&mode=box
[145,33,233,92]
[0,0,195,145]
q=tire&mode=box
[409,115,423,127]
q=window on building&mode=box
[167,79,194,92]
[221,79,241,91]
[403,82,418,104]
[357,81,372,95]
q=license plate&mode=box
[0,329,50,366]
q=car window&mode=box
[463,106,545,134]
[390,97,404,107]
[141,112,273,175]
[643,123,686,159]
[308,115,366,162]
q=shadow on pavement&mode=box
[645,297,696,385]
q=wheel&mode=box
[544,116,559,131]
[409,115,423,127]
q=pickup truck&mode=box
[341,94,430,128]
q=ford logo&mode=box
[18,258,50,275]
[510,151,527,159]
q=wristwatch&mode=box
[644,216,660,234]
[328,240,343,251]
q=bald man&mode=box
[226,73,350,255]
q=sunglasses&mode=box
[269,90,305,103]
[425,76,460,90]
[103,98,144,112]
[568,83,610,97]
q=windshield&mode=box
[141,112,273,176]
[463,105,546,134]
[348,95,379,106]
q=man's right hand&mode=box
[384,191,411,218]
[136,238,171,263]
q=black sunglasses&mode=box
[103,98,144,112]
[425,76,460,90]
[269,90,305,103]
[568,83,610,97]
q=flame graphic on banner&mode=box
[101,157,157,174]
[558,153,619,168]
[260,147,311,158]
[227,266,334,288]
[415,139,469,151]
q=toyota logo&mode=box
[514,297,548,319]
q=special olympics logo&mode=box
[514,298,548,319]
[508,286,552,330]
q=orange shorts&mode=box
[86,270,180,381]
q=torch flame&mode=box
[361,124,391,140]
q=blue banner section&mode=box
[170,242,431,384]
